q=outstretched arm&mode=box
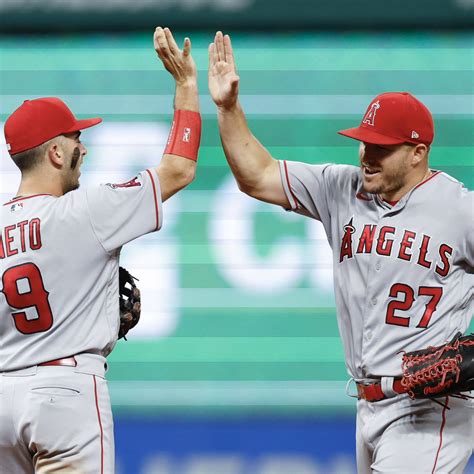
[208,31,289,208]
[153,27,199,202]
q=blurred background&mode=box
[1,1,473,473]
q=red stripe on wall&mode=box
[146,169,160,230]
[431,397,449,474]
[93,375,104,474]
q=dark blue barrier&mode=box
[114,417,357,474]
[114,416,474,473]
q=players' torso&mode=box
[329,170,473,377]
[0,193,118,370]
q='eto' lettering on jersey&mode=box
[339,219,453,277]
[0,218,42,259]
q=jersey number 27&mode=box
[386,283,443,328]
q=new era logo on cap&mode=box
[338,92,434,146]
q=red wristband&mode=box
[164,110,201,162]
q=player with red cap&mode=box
[338,91,434,146]
[208,31,473,473]
[4,97,103,156]
[0,27,200,473]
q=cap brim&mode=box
[338,126,405,145]
[64,117,103,134]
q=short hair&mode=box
[10,138,55,173]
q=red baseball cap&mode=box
[338,92,434,146]
[4,97,102,156]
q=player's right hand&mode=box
[208,31,240,110]
[154,27,197,85]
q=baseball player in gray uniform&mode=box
[0,27,200,473]
[208,31,473,473]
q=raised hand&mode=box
[208,31,240,110]
[154,27,197,85]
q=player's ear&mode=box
[411,143,428,165]
[47,138,65,168]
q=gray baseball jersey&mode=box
[0,168,162,371]
[279,161,474,379]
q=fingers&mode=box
[154,26,169,59]
[210,31,235,69]
[208,43,215,68]
[215,31,225,62]
[154,26,182,59]
[164,27,180,54]
[183,37,191,57]
[153,27,161,51]
[209,41,219,69]
[223,34,235,71]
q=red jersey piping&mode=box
[146,169,160,230]
[431,397,449,473]
[3,194,53,206]
[93,375,105,474]
[414,171,442,190]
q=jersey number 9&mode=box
[1,263,53,334]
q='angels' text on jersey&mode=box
[339,219,452,277]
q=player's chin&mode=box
[361,175,383,194]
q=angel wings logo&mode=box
[339,217,356,262]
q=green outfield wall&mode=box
[1,31,472,415]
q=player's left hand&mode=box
[153,27,197,85]
[208,31,240,110]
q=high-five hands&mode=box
[154,27,197,85]
[208,31,240,110]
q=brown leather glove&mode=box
[118,266,141,340]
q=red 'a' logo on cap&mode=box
[362,100,380,126]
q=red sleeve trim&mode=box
[146,169,160,231]
[283,161,299,209]
[431,396,449,474]
[93,375,104,474]
[3,194,52,206]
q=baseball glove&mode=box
[118,266,141,340]
[400,332,474,400]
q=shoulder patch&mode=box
[106,177,141,189]
[10,202,24,213]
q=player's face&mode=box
[359,142,415,199]
[61,132,87,193]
